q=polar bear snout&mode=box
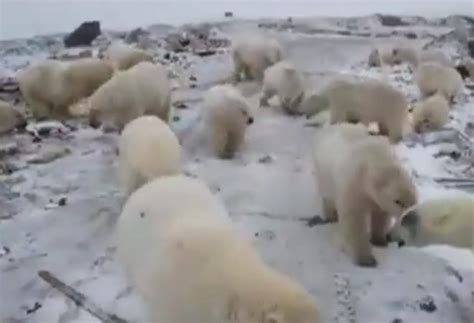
[247,117,254,125]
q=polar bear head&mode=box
[369,164,418,217]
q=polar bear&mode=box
[260,61,305,115]
[388,197,474,250]
[368,47,399,67]
[392,46,452,69]
[312,124,418,267]
[0,100,27,134]
[412,93,450,133]
[88,61,171,130]
[17,58,114,120]
[104,41,153,71]
[326,78,409,143]
[415,62,463,102]
[232,34,283,82]
[117,175,319,323]
[118,115,180,197]
[204,85,254,159]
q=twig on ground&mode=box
[38,270,128,323]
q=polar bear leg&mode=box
[370,208,391,247]
[260,88,276,107]
[322,198,338,222]
[31,101,51,120]
[339,202,376,267]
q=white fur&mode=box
[393,46,452,68]
[232,34,283,82]
[412,93,449,133]
[368,47,398,67]
[260,61,305,115]
[415,62,463,101]
[0,100,26,134]
[118,116,180,197]
[204,85,253,159]
[105,41,153,71]
[117,175,319,323]
[17,58,114,119]
[313,124,418,266]
[327,78,409,143]
[391,197,474,250]
[88,62,171,130]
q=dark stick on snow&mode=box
[38,270,128,323]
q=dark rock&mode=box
[419,296,437,313]
[64,21,101,47]
[377,14,408,26]
[404,32,418,39]
[258,155,274,164]
[391,319,403,323]
[306,215,334,227]
[174,102,188,110]
[58,197,67,206]
[189,75,197,82]
[468,38,474,57]
[163,52,171,60]
[224,11,233,17]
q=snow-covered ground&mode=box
[1,14,474,323]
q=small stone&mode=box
[189,83,197,89]
[164,52,171,60]
[189,75,197,82]
[419,296,437,313]
[258,155,274,164]
[58,197,67,206]
[172,116,180,122]
[392,319,403,323]
[224,11,233,17]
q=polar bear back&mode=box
[416,62,463,99]
[263,61,304,101]
[105,41,153,70]
[119,115,180,181]
[89,61,170,124]
[327,78,407,123]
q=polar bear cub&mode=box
[204,85,254,159]
[0,100,26,134]
[118,115,180,197]
[260,61,305,115]
[412,93,449,133]
[415,62,463,102]
[389,197,474,250]
[117,175,319,323]
[326,78,409,143]
[313,124,418,267]
[88,61,171,130]
[17,58,114,120]
[105,41,153,71]
[232,34,283,82]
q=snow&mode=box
[1,13,474,323]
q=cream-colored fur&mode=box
[232,34,283,82]
[118,116,180,197]
[117,175,319,323]
[312,124,418,267]
[368,48,399,67]
[390,197,474,250]
[412,93,449,133]
[260,61,305,115]
[0,100,26,134]
[392,46,452,69]
[326,78,409,143]
[88,62,171,130]
[415,62,463,101]
[204,85,254,159]
[105,41,153,71]
[17,58,113,120]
